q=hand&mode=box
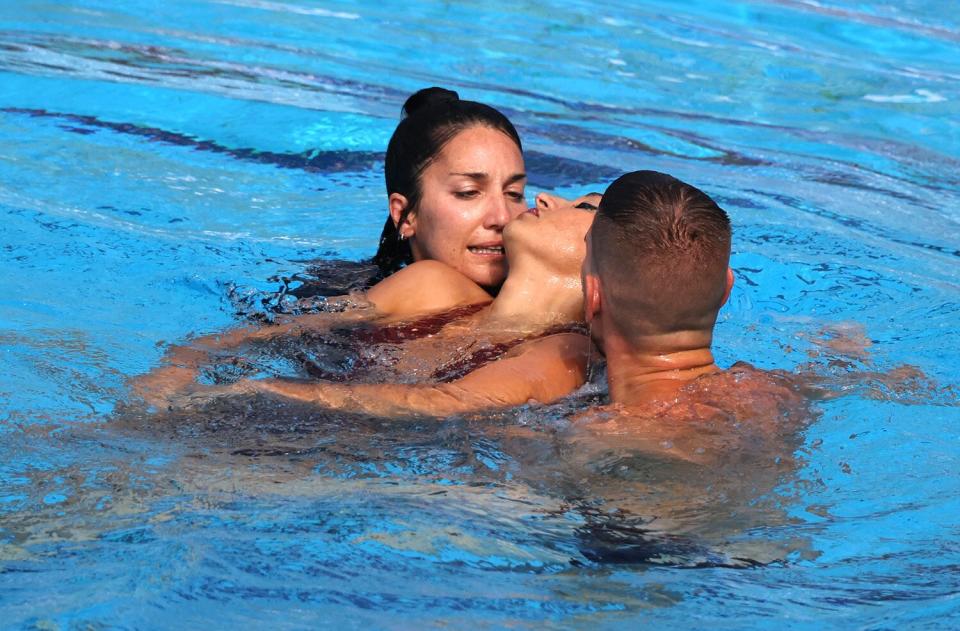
[129,365,199,409]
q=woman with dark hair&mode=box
[370,87,527,293]
[133,87,533,402]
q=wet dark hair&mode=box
[371,87,523,276]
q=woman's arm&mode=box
[131,260,493,408]
[233,332,591,417]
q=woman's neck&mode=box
[483,259,583,331]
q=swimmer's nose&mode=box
[536,192,562,210]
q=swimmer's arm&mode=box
[203,261,489,341]
[133,262,489,407]
[130,305,378,407]
[175,307,375,351]
[239,333,591,417]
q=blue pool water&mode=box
[1,0,959,627]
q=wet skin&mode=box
[392,125,527,291]
[135,191,603,415]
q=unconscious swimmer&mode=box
[217,192,602,414]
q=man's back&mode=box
[573,363,811,464]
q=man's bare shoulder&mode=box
[572,363,813,464]
[679,362,808,426]
[366,261,492,318]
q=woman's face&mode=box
[397,125,527,290]
[503,192,602,275]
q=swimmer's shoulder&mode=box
[481,331,591,404]
[501,331,593,400]
[505,330,592,361]
[366,260,492,319]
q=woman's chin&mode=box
[463,260,507,291]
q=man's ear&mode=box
[583,273,602,323]
[721,267,734,306]
[389,193,415,238]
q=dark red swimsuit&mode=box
[291,303,587,383]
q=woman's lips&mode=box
[526,206,540,217]
[468,244,505,256]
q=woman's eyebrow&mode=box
[448,172,526,184]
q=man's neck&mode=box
[602,331,720,406]
[485,259,582,330]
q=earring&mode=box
[397,232,407,242]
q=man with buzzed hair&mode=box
[581,171,807,460]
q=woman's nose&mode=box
[536,192,561,210]
[485,193,513,229]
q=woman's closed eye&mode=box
[573,193,602,211]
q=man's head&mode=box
[583,170,733,351]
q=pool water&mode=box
[1,0,959,628]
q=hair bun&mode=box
[402,87,460,118]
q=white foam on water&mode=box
[864,89,947,103]
[214,0,361,20]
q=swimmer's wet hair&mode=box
[592,170,731,337]
[373,87,522,277]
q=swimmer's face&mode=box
[504,192,601,275]
[534,192,602,213]
[399,125,527,290]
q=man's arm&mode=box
[236,332,591,417]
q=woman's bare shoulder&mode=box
[366,260,492,318]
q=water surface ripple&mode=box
[1,0,958,628]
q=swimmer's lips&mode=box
[472,208,540,258]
